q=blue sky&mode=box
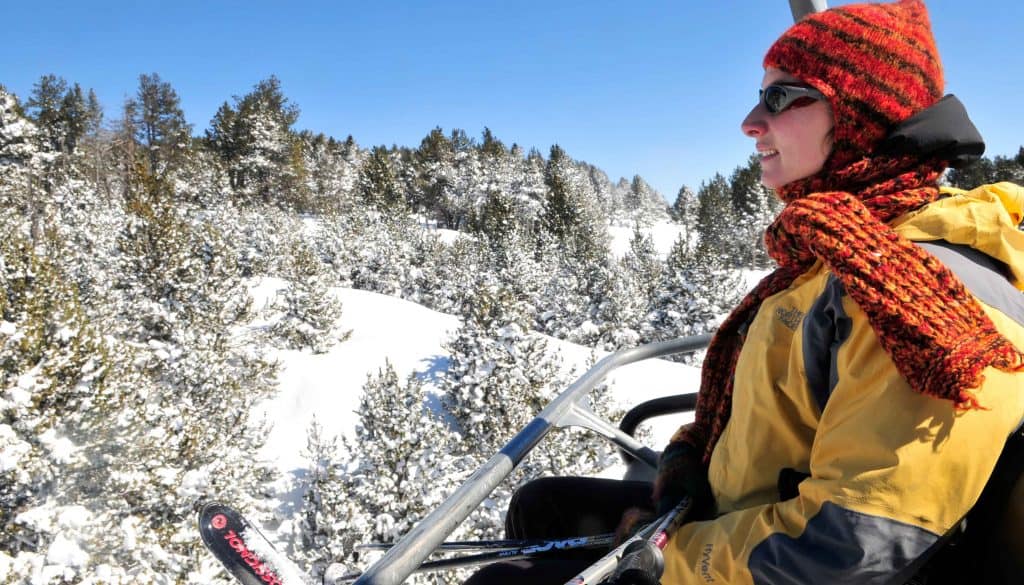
[3,1,1021,199]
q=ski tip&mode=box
[198,501,296,585]
[197,502,239,549]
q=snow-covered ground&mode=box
[253,283,702,489]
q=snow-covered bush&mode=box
[297,363,470,584]
[267,241,349,353]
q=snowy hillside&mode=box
[2,81,778,584]
[253,281,700,489]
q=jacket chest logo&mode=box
[775,306,805,331]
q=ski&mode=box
[198,502,315,585]
[324,532,618,584]
[357,532,616,553]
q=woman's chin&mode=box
[759,173,783,190]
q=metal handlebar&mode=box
[350,334,713,585]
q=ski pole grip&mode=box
[605,540,664,585]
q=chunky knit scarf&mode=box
[673,153,1024,465]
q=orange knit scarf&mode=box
[676,155,1024,464]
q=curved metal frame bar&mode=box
[350,334,713,585]
[352,1,829,578]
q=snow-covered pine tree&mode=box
[0,88,52,247]
[729,155,781,269]
[0,227,110,565]
[670,184,699,249]
[441,280,620,506]
[297,362,468,584]
[694,173,735,266]
[643,234,743,358]
[96,163,281,581]
[299,131,361,214]
[206,76,303,207]
[621,225,663,315]
[25,75,74,155]
[268,240,349,353]
[556,254,644,351]
[358,145,404,210]
[411,127,456,227]
[348,211,416,297]
[624,175,669,225]
[540,144,607,264]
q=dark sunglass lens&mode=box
[763,86,787,113]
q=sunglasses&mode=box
[759,84,826,114]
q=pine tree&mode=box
[480,127,506,159]
[268,240,349,353]
[25,74,68,154]
[206,76,303,206]
[694,173,734,266]
[644,235,742,357]
[358,146,403,209]
[442,279,618,472]
[0,229,111,557]
[411,127,455,224]
[24,76,97,160]
[299,131,360,214]
[0,89,44,217]
[622,225,663,306]
[0,89,52,248]
[540,145,607,262]
[729,155,781,268]
[470,188,517,246]
[626,175,654,213]
[298,363,467,583]
[129,73,192,178]
[670,184,699,250]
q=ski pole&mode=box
[326,532,617,584]
[562,496,692,585]
[357,532,617,553]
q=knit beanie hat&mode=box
[764,0,944,169]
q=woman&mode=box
[467,1,1024,583]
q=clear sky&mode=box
[3,1,1021,199]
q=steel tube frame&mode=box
[351,334,712,585]
[353,2,831,578]
[789,0,828,21]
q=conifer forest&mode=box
[1,73,1022,583]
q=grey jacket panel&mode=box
[802,240,1024,412]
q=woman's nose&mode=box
[741,106,766,138]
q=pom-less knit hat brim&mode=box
[764,0,944,170]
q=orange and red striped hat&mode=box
[764,0,944,168]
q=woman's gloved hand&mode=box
[614,506,655,545]
[652,441,714,520]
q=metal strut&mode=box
[346,334,712,585]
[789,0,828,21]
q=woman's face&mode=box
[741,68,834,190]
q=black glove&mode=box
[652,441,714,520]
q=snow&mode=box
[256,284,700,483]
[242,526,315,585]
[607,222,687,258]
[255,286,460,472]
[46,534,89,568]
[0,424,32,472]
[39,429,79,464]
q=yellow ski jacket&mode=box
[663,183,1024,584]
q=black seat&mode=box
[617,393,697,483]
[920,426,1024,584]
